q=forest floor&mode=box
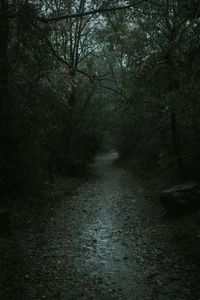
[1,151,200,300]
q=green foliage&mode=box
[1,0,200,195]
[105,1,200,181]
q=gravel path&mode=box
[6,151,200,299]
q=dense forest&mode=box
[1,1,200,299]
[1,0,200,194]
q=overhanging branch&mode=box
[38,2,144,23]
[32,23,97,83]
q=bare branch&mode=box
[38,2,144,23]
[75,88,96,126]
[32,23,96,83]
[99,83,130,102]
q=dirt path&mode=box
[8,151,200,299]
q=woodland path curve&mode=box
[15,151,199,300]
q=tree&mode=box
[0,0,9,188]
[1,0,200,193]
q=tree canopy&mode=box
[1,0,200,193]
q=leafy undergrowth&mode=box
[119,154,200,287]
[0,174,87,300]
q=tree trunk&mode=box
[171,112,183,177]
[48,145,60,183]
[66,87,76,154]
[0,0,9,183]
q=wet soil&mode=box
[1,151,200,299]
